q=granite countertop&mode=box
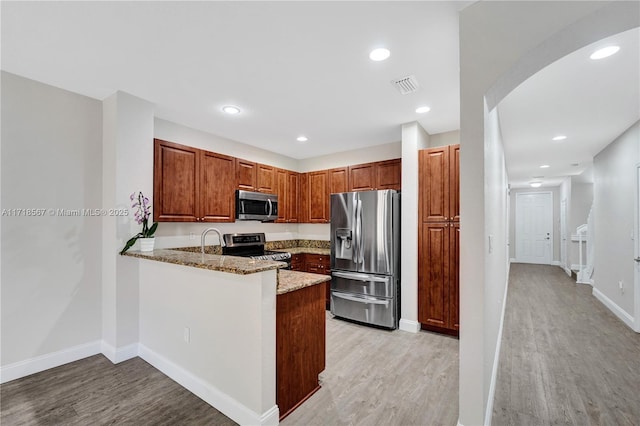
[277,270,331,295]
[124,249,286,275]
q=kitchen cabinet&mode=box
[276,281,326,420]
[257,163,276,193]
[328,167,349,195]
[375,158,402,191]
[299,173,310,223]
[275,168,300,223]
[348,163,375,191]
[420,146,459,222]
[418,144,459,334]
[348,159,401,192]
[153,139,235,222]
[308,170,330,223]
[291,253,331,309]
[418,222,459,332]
[236,158,257,191]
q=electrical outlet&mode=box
[189,232,196,240]
[619,280,624,294]
[184,327,190,343]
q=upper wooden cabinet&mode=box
[236,159,257,191]
[328,167,349,195]
[275,168,299,223]
[376,159,402,191]
[257,163,276,194]
[348,163,375,191]
[348,159,401,192]
[420,146,459,223]
[308,170,329,223]
[154,139,235,222]
[299,173,310,223]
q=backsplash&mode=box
[266,240,331,250]
[173,239,330,254]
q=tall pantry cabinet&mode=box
[418,144,460,334]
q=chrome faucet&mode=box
[201,227,225,254]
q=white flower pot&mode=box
[139,237,155,252]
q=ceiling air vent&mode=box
[391,75,420,95]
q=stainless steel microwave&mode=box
[235,190,278,222]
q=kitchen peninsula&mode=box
[123,248,329,425]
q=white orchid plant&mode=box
[120,191,159,254]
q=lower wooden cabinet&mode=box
[418,222,459,334]
[290,253,332,309]
[276,282,326,420]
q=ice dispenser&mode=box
[335,228,353,260]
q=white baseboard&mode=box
[551,260,561,266]
[484,275,510,426]
[138,344,278,426]
[0,340,101,384]
[592,287,635,330]
[571,263,581,271]
[399,318,420,333]
[101,342,139,364]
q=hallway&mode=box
[493,264,640,425]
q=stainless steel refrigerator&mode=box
[330,190,400,329]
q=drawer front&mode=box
[331,291,396,329]
[331,271,394,298]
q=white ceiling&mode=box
[1,1,468,160]
[498,27,640,188]
[3,2,637,182]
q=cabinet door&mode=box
[257,163,276,194]
[309,170,329,223]
[449,144,460,222]
[287,171,299,222]
[200,151,235,222]
[348,163,375,191]
[153,139,200,222]
[420,147,450,222]
[376,159,401,191]
[418,223,450,329]
[299,173,310,223]
[328,167,349,195]
[275,169,288,223]
[236,159,257,191]
[450,222,460,331]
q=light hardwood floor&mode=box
[1,315,459,426]
[493,263,640,425]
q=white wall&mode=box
[459,2,639,424]
[399,121,430,332]
[297,141,401,172]
[593,120,639,328]
[429,130,459,148]
[509,186,561,262]
[482,103,510,425]
[1,72,103,366]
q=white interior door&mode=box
[515,192,553,264]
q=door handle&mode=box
[333,292,389,305]
[332,271,388,282]
[635,257,640,262]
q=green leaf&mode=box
[120,233,143,255]
[146,222,158,237]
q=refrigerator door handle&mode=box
[332,271,389,282]
[357,198,363,264]
[354,197,361,264]
[333,292,389,305]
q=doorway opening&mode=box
[515,191,553,264]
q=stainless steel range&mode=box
[222,233,291,267]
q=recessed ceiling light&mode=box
[540,165,550,169]
[222,105,241,115]
[415,106,431,114]
[369,48,390,61]
[530,182,542,188]
[296,136,308,143]
[590,45,620,60]
[552,135,567,141]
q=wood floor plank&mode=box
[493,264,640,426]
